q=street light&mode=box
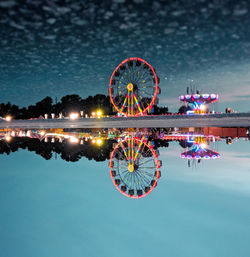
[5,135,11,142]
[5,115,12,122]
[96,139,102,145]
[69,112,79,120]
[69,136,79,143]
[96,111,102,118]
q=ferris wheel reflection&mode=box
[109,135,162,198]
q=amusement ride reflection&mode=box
[0,127,249,198]
[109,135,162,198]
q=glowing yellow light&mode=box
[128,164,134,172]
[69,113,79,120]
[96,111,102,117]
[92,139,96,144]
[5,135,11,142]
[5,116,12,122]
[127,83,133,91]
[40,131,46,136]
[200,143,207,148]
[96,139,102,145]
[69,137,79,143]
[200,105,206,111]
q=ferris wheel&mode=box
[109,137,162,198]
[109,57,160,116]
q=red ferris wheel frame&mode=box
[109,57,159,116]
[109,137,161,199]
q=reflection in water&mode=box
[180,135,220,160]
[0,127,249,198]
[109,136,161,198]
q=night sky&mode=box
[0,0,250,111]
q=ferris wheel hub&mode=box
[128,164,134,172]
[127,83,134,91]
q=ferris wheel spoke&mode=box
[135,170,151,185]
[140,91,154,97]
[140,165,157,169]
[137,77,153,86]
[139,83,156,91]
[115,77,129,87]
[139,157,154,166]
[135,67,149,82]
[128,67,134,83]
[134,172,144,190]
[138,169,155,177]
[113,89,128,99]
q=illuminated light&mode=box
[127,164,134,173]
[5,116,12,122]
[96,139,102,145]
[193,94,200,99]
[127,83,133,91]
[200,105,206,111]
[210,94,216,99]
[40,131,46,136]
[187,110,194,115]
[69,137,79,143]
[69,112,79,120]
[185,95,191,99]
[91,112,96,117]
[202,94,209,99]
[92,139,96,144]
[96,111,102,118]
[5,135,11,142]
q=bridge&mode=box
[1,113,250,129]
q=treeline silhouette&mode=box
[0,94,114,119]
[0,137,115,162]
[0,94,169,119]
[0,137,170,162]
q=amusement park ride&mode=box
[180,135,220,161]
[109,57,161,116]
[179,85,219,115]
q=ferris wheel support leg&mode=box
[128,92,130,116]
[133,137,144,162]
[120,141,129,161]
[121,94,128,113]
[133,94,143,115]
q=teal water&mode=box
[0,140,250,257]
